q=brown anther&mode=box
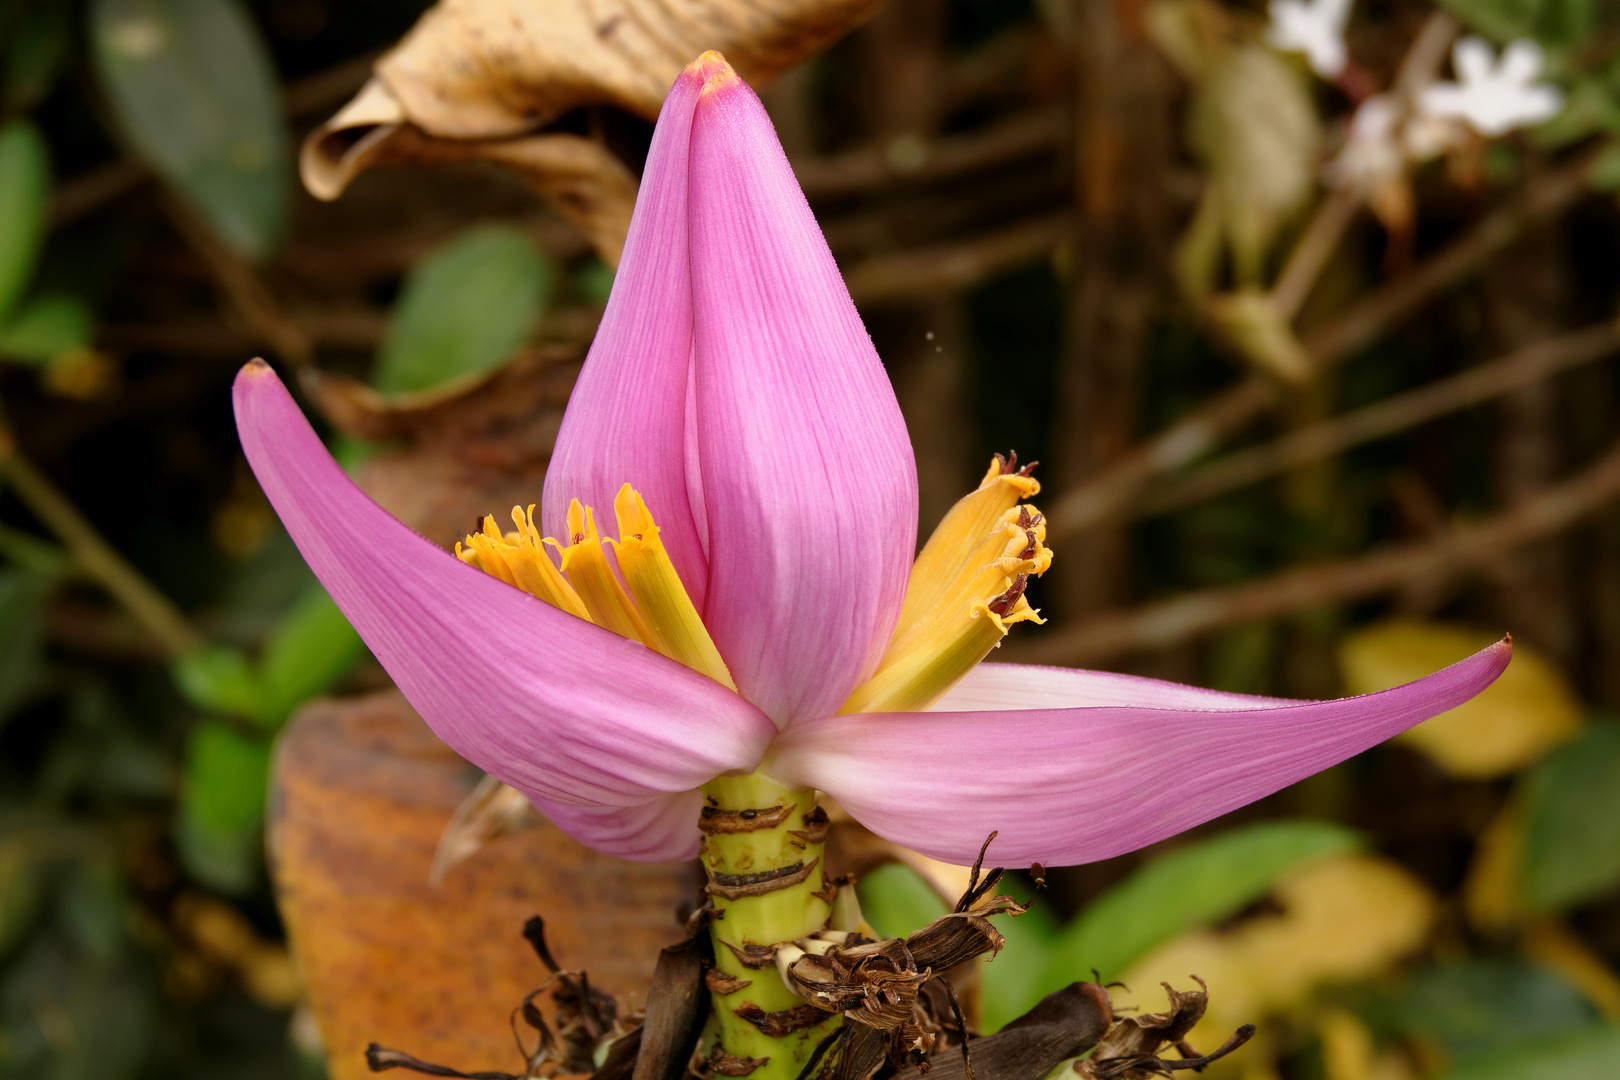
[987,575,1029,617]
[996,450,1039,477]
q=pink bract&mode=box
[234,54,1510,867]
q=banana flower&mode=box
[236,50,1506,1078]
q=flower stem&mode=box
[700,770,839,1080]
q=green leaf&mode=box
[0,120,48,323]
[0,568,51,725]
[91,0,289,258]
[1042,821,1361,986]
[0,293,94,364]
[1437,1024,1620,1080]
[181,721,270,836]
[257,587,364,728]
[0,523,68,576]
[0,842,44,960]
[978,886,1061,1034]
[1374,959,1597,1064]
[171,644,263,718]
[1438,0,1594,45]
[857,863,951,940]
[1521,722,1620,910]
[177,721,271,892]
[1587,143,1620,192]
[374,224,555,395]
[62,860,128,961]
[3,2,73,112]
[576,257,615,305]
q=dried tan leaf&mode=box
[1340,620,1583,779]
[431,775,538,885]
[302,345,581,550]
[302,0,887,260]
[301,88,637,265]
[270,690,697,1080]
[373,0,886,138]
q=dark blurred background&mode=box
[4,0,1620,1077]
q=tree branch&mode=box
[1139,318,1620,516]
[0,428,201,657]
[1014,432,1620,666]
[843,212,1070,305]
[1045,143,1610,542]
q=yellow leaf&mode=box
[1114,855,1435,1076]
[1464,802,1524,933]
[1339,621,1581,779]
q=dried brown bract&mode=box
[1074,978,1254,1080]
[365,916,642,1080]
[773,837,1033,1079]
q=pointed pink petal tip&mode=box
[687,62,917,727]
[769,639,1511,867]
[232,362,776,834]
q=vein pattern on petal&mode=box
[770,640,1511,866]
[233,361,775,813]
[687,67,918,728]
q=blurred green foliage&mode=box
[1520,721,1620,910]
[91,0,290,257]
[1370,958,1598,1063]
[373,225,557,396]
[3,0,1620,1077]
[1437,1025,1620,1079]
[857,862,952,940]
[0,120,46,322]
[1036,821,1361,987]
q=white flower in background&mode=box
[1325,93,1466,190]
[1267,0,1352,79]
[1419,37,1564,136]
[1326,94,1402,187]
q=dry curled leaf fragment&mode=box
[368,0,890,139]
[1112,853,1435,1072]
[1073,978,1254,1080]
[269,690,693,1080]
[302,0,888,262]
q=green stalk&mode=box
[700,770,840,1080]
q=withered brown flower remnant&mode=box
[1073,978,1255,1080]
[364,854,1164,1080]
[300,0,888,263]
